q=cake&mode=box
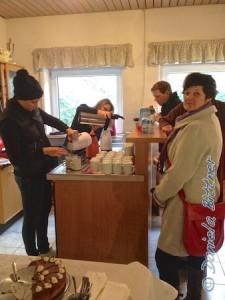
[31,257,67,300]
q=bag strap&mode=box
[219,145,224,202]
[168,148,224,204]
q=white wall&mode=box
[2,4,225,131]
[5,10,145,130]
[0,17,6,49]
[144,5,225,107]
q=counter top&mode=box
[126,126,167,143]
[47,163,144,182]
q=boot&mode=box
[184,266,205,300]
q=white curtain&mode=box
[147,39,225,65]
[32,43,134,71]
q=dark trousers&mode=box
[155,247,205,289]
[15,174,52,256]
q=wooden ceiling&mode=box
[0,0,224,19]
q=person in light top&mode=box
[151,73,222,299]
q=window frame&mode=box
[160,63,225,104]
[49,67,123,120]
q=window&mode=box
[161,64,225,102]
[50,67,123,131]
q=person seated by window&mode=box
[151,81,181,122]
[71,98,114,140]
[159,99,225,136]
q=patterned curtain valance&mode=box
[32,43,134,71]
[147,39,225,65]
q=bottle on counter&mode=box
[141,118,153,134]
[149,105,156,124]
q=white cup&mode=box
[113,160,123,174]
[124,143,134,156]
[102,160,112,175]
[65,155,72,169]
[123,156,133,162]
[90,157,101,172]
[69,155,82,171]
[123,161,133,175]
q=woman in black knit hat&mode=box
[0,69,78,256]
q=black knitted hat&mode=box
[13,69,43,100]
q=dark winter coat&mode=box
[0,97,69,177]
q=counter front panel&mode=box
[54,179,148,265]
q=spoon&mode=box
[72,276,77,294]
[12,261,18,282]
[10,262,33,300]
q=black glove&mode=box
[150,187,155,194]
[150,188,164,208]
[150,187,158,207]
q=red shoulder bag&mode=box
[172,150,225,256]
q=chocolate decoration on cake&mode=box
[31,257,67,300]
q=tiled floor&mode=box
[1,211,225,299]
[149,214,225,300]
[0,210,56,256]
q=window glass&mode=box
[161,64,225,102]
[50,68,122,129]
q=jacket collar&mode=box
[175,105,217,130]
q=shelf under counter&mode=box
[47,163,144,182]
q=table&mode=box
[0,254,177,300]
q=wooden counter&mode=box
[126,127,167,144]
[48,164,147,265]
[126,126,167,218]
[0,164,22,224]
[47,164,144,182]
[126,127,166,177]
[48,127,167,267]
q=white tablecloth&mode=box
[0,254,177,300]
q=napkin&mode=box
[86,271,107,300]
[97,281,130,300]
[10,282,32,300]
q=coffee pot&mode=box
[78,112,124,151]
[100,128,112,151]
[67,132,92,151]
[100,114,124,151]
[78,112,106,126]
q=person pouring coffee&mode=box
[71,98,114,140]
